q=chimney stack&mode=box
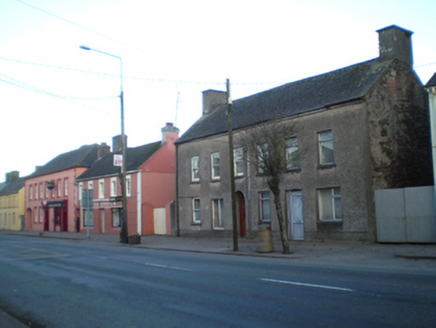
[377,25,413,66]
[5,171,19,182]
[202,90,227,115]
[112,135,127,154]
[98,142,111,159]
[161,122,180,144]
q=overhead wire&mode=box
[15,0,149,55]
[0,73,118,115]
[0,56,286,86]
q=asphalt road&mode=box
[1,235,435,327]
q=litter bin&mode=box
[258,224,274,253]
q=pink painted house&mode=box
[75,123,179,236]
[24,144,110,232]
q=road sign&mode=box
[114,154,123,167]
[81,189,93,209]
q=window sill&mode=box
[317,163,336,170]
[210,179,221,183]
[286,168,301,173]
[191,222,201,226]
[213,227,225,230]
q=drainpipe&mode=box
[175,144,180,237]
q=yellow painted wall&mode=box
[0,187,24,231]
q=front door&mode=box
[288,190,304,240]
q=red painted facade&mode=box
[24,167,88,232]
[78,128,178,236]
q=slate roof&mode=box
[0,177,25,196]
[76,141,161,181]
[425,73,436,88]
[27,144,102,179]
[176,58,394,144]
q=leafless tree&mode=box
[244,121,296,254]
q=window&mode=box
[191,156,199,182]
[29,185,33,200]
[58,180,62,197]
[259,191,271,222]
[112,209,121,227]
[318,187,342,221]
[211,152,220,180]
[126,175,131,197]
[64,179,69,196]
[318,130,334,165]
[110,177,117,197]
[39,183,43,199]
[39,207,44,223]
[88,181,93,190]
[34,184,38,200]
[258,143,268,174]
[286,137,299,169]
[79,183,84,202]
[192,198,201,223]
[45,183,49,198]
[34,207,37,222]
[234,147,244,177]
[212,199,224,229]
[98,179,105,199]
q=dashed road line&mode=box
[144,263,193,272]
[261,278,355,292]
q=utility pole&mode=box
[120,90,128,244]
[226,79,238,252]
[80,45,128,244]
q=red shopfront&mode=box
[92,200,122,233]
[42,200,68,232]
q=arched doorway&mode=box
[236,191,246,237]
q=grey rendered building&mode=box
[175,25,432,242]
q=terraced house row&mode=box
[1,25,435,243]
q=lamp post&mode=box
[80,45,128,244]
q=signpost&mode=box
[81,189,93,240]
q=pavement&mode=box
[1,229,436,327]
[1,229,436,267]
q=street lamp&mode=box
[80,45,128,244]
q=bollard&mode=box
[258,224,274,253]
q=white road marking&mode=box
[261,278,355,292]
[144,263,192,272]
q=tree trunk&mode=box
[271,188,290,254]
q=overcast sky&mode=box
[1,0,435,181]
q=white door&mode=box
[153,208,167,235]
[288,190,304,240]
